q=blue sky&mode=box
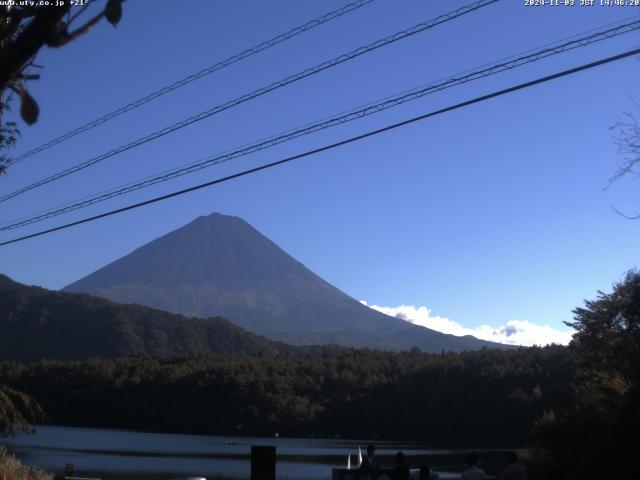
[1,0,639,343]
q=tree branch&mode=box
[610,204,640,220]
[0,5,71,89]
[48,9,105,47]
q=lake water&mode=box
[2,426,511,480]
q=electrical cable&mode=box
[1,46,637,247]
[0,0,499,203]
[2,18,638,231]
[6,0,378,165]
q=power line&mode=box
[0,0,499,204]
[2,18,639,231]
[7,0,378,166]
[1,46,637,248]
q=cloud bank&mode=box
[360,302,573,346]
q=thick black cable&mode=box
[0,0,499,204]
[1,47,638,247]
[2,18,639,231]
[7,0,378,165]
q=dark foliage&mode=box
[0,274,292,361]
[0,273,577,447]
[532,271,640,479]
[0,346,574,447]
[0,385,44,437]
[0,0,124,169]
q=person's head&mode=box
[367,444,376,456]
[466,453,478,466]
[507,452,518,464]
[395,452,405,465]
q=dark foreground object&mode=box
[251,445,276,480]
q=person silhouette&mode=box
[419,465,440,480]
[500,452,526,480]
[360,444,383,478]
[460,453,486,480]
[390,452,409,480]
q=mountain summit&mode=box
[65,213,504,351]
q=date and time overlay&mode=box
[526,0,639,6]
[1,0,639,8]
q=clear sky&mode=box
[1,0,639,345]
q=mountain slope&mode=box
[0,274,288,361]
[65,213,508,352]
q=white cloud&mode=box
[360,301,573,346]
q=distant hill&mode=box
[65,212,508,352]
[0,274,288,362]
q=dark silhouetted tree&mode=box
[0,0,124,174]
[532,271,640,479]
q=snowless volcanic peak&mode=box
[65,212,508,352]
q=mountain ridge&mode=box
[64,212,511,352]
[0,273,292,361]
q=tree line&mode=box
[0,345,573,446]
[1,271,639,479]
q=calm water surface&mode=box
[2,426,510,480]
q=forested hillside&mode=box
[3,271,639,480]
[0,275,290,361]
[0,346,573,446]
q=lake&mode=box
[2,426,512,480]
